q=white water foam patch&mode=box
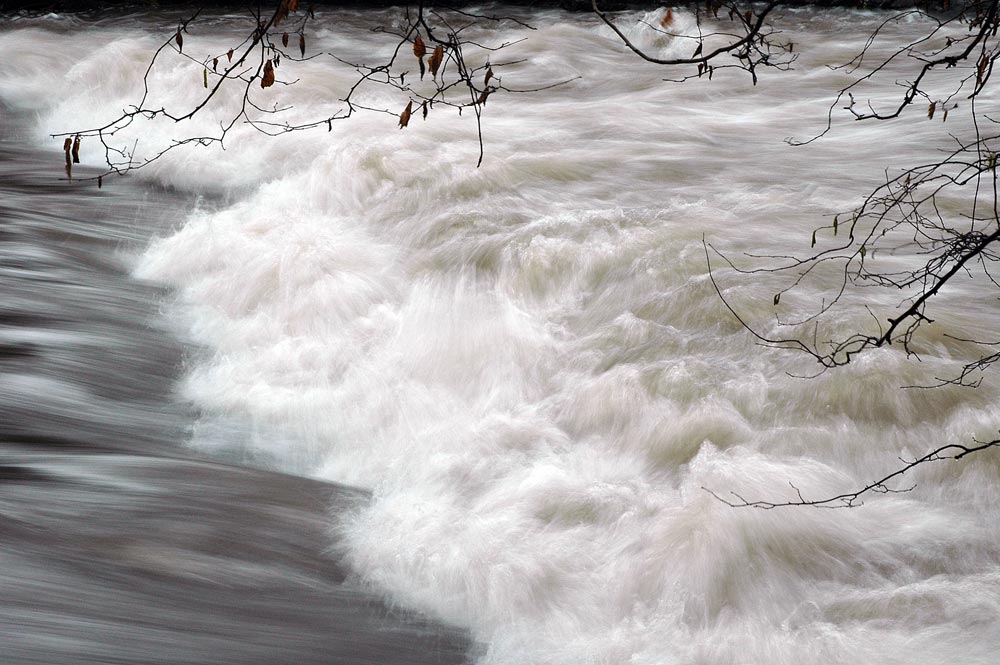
[0,15,488,193]
[24,7,994,664]
[346,440,1000,665]
[594,7,705,65]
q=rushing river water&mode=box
[2,4,1000,664]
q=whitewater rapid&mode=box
[3,5,999,664]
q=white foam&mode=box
[5,8,999,664]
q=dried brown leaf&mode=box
[484,66,493,87]
[282,32,289,47]
[413,36,426,60]
[299,33,305,58]
[227,49,234,62]
[212,57,218,72]
[429,45,444,78]
[71,136,80,164]
[175,30,183,52]
[660,8,673,27]
[261,59,275,88]
[928,101,936,119]
[399,100,413,128]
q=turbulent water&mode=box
[2,5,999,664]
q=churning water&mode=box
[2,5,999,664]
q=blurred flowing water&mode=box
[1,5,999,664]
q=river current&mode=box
[1,5,999,664]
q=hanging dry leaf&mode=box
[413,36,427,79]
[399,100,413,128]
[289,0,299,11]
[422,100,428,120]
[227,49,234,62]
[928,101,936,119]
[299,33,305,57]
[484,66,493,87]
[282,32,289,47]
[175,30,183,52]
[98,175,102,189]
[212,57,218,72]
[71,136,80,164]
[660,8,673,27]
[943,108,949,122]
[63,139,72,172]
[203,67,208,88]
[477,88,491,105]
[261,59,275,88]
[429,45,444,78]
